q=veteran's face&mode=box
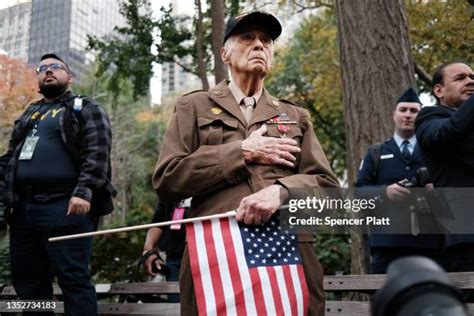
[434,63,474,108]
[221,27,274,78]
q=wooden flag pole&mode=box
[49,211,237,242]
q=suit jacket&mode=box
[415,94,474,247]
[153,80,339,315]
[356,137,442,249]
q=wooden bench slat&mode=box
[110,282,180,294]
[1,282,180,296]
[98,303,180,315]
[324,272,474,291]
[0,302,180,315]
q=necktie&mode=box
[241,97,255,123]
[401,140,411,161]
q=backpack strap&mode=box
[368,143,382,178]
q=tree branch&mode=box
[290,0,334,13]
[414,62,432,87]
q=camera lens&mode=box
[372,256,467,316]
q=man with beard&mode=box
[153,11,338,315]
[415,62,474,272]
[0,54,115,315]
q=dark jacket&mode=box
[0,92,116,216]
[356,137,442,249]
[415,94,474,246]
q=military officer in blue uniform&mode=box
[356,87,444,274]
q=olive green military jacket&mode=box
[153,80,338,216]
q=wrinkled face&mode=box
[393,102,421,136]
[36,58,72,92]
[221,27,274,78]
[434,63,474,108]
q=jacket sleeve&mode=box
[355,147,387,199]
[275,110,339,190]
[72,102,113,202]
[415,94,474,149]
[0,109,31,203]
[153,97,251,202]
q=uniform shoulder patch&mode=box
[178,90,207,105]
[182,89,206,96]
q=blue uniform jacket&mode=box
[356,137,442,249]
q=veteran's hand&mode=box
[67,197,91,215]
[241,125,300,168]
[385,183,411,201]
[236,185,289,225]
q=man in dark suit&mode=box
[356,87,444,274]
[415,62,474,272]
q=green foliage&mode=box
[91,209,152,283]
[406,0,474,91]
[314,234,351,275]
[87,0,193,99]
[266,8,345,178]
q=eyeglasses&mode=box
[36,63,66,74]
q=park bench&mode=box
[2,273,474,315]
[324,272,474,315]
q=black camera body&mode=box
[398,167,432,188]
[397,167,433,215]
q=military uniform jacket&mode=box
[415,94,474,246]
[356,137,441,249]
[153,80,339,217]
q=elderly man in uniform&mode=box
[153,11,338,315]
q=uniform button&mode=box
[405,166,410,170]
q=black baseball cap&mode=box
[224,11,282,44]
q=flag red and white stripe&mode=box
[186,216,309,315]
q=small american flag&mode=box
[186,215,309,315]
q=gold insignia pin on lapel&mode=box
[211,107,223,115]
[272,100,279,107]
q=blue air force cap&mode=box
[397,87,421,104]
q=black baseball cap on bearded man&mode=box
[223,11,282,44]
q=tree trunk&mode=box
[336,0,415,275]
[195,0,209,90]
[210,0,228,84]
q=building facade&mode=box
[0,0,31,60]
[0,0,125,80]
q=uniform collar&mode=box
[209,80,281,127]
[228,80,263,105]
[393,132,417,148]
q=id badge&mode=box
[19,136,40,160]
[170,207,185,230]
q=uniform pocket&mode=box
[197,117,238,145]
